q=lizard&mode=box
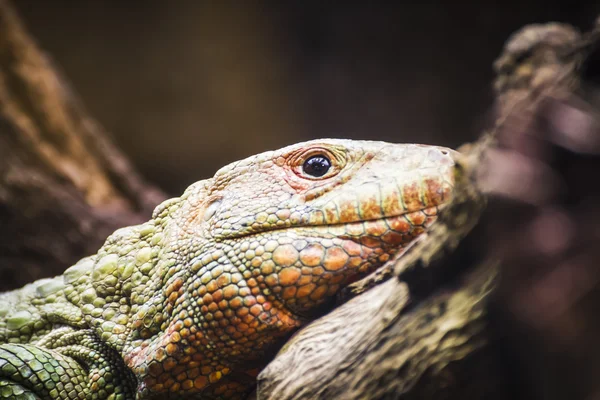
[0,139,455,400]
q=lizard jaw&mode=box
[227,204,444,317]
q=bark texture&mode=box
[0,0,166,291]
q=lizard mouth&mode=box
[256,203,446,239]
[221,201,448,242]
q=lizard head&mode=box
[176,139,455,316]
[122,139,456,396]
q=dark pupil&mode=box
[302,155,331,177]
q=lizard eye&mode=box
[289,146,345,180]
[302,155,331,177]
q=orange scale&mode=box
[205,280,218,292]
[211,290,224,303]
[378,254,391,263]
[299,245,324,267]
[272,244,300,267]
[279,267,301,285]
[358,194,382,220]
[229,297,243,309]
[381,189,404,215]
[187,367,200,379]
[297,275,312,285]
[163,358,178,372]
[296,283,316,298]
[380,231,404,245]
[153,383,164,392]
[348,256,363,269]
[148,362,164,378]
[282,286,297,300]
[386,217,411,233]
[342,240,362,256]
[405,211,426,226]
[251,257,263,268]
[249,305,262,316]
[345,223,365,236]
[207,303,219,313]
[236,308,249,317]
[258,312,270,322]
[364,219,388,236]
[309,285,328,301]
[231,331,244,339]
[240,313,253,324]
[167,292,178,304]
[360,236,382,248]
[223,309,235,318]
[401,182,423,210]
[169,332,182,343]
[323,247,349,271]
[218,300,229,310]
[243,297,256,307]
[193,376,209,389]
[338,201,360,222]
[216,274,231,287]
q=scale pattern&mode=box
[0,139,455,399]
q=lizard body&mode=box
[0,139,455,399]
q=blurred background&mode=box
[13,1,600,195]
[1,4,599,398]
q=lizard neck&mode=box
[122,240,302,396]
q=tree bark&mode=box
[0,0,167,291]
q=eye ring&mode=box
[287,145,346,181]
[302,155,332,177]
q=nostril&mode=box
[426,147,457,166]
[428,148,453,161]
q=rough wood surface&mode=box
[0,0,166,290]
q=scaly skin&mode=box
[0,139,455,399]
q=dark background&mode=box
[13,1,600,195]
